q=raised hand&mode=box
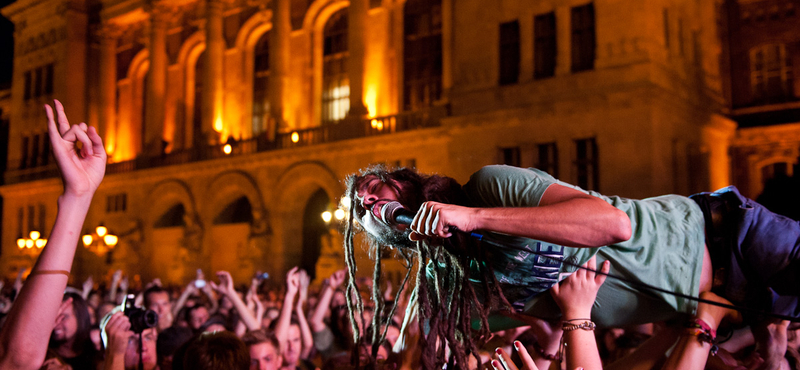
[492,343,543,370]
[328,269,346,289]
[297,269,310,304]
[119,276,129,292]
[210,271,235,297]
[550,255,609,319]
[285,267,300,297]
[45,99,106,197]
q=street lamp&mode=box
[17,230,47,255]
[82,225,118,257]
[320,196,351,225]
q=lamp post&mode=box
[321,196,350,225]
[17,230,47,256]
[82,225,119,257]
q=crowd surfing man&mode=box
[342,164,800,368]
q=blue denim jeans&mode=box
[691,186,800,321]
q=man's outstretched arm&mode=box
[411,182,631,248]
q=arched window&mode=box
[253,32,270,135]
[403,0,442,111]
[750,44,795,104]
[322,9,349,124]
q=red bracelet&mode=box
[686,318,718,355]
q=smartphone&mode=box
[255,272,269,281]
[194,279,206,288]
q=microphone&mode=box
[378,201,415,226]
[379,201,486,240]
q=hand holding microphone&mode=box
[377,201,477,241]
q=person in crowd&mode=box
[309,269,352,362]
[49,292,99,369]
[144,285,174,332]
[187,304,212,333]
[343,163,800,367]
[274,267,315,370]
[102,312,158,370]
[177,331,250,370]
[0,100,106,369]
[157,326,194,370]
[242,329,282,370]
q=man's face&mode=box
[282,325,302,366]
[189,306,209,330]
[356,176,412,247]
[249,341,281,370]
[124,328,157,370]
[52,303,77,342]
[146,291,172,330]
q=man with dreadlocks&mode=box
[342,164,800,369]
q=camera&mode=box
[124,294,158,333]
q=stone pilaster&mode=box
[203,0,225,144]
[269,0,289,139]
[96,23,122,155]
[145,1,170,154]
[347,0,367,117]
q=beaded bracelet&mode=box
[686,318,719,356]
[562,320,596,331]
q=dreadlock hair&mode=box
[343,165,513,369]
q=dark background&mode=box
[0,0,13,89]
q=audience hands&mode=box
[328,269,346,289]
[81,276,94,299]
[551,255,609,319]
[285,267,300,297]
[46,99,106,197]
[491,343,539,370]
[103,312,132,355]
[210,271,235,298]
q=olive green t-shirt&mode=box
[463,165,706,328]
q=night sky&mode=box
[0,0,13,89]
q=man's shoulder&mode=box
[465,165,556,207]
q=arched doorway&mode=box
[301,189,329,280]
[210,196,256,282]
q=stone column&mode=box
[347,0,367,117]
[440,0,453,101]
[203,0,225,143]
[97,23,120,156]
[145,2,169,155]
[269,0,289,139]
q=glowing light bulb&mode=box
[321,211,332,223]
[17,239,25,249]
[223,144,232,154]
[334,208,345,220]
[104,234,118,247]
[82,234,93,247]
[291,132,299,143]
[29,231,40,240]
[96,226,107,237]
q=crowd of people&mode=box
[0,101,798,370]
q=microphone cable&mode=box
[453,228,800,323]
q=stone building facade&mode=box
[0,0,773,285]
